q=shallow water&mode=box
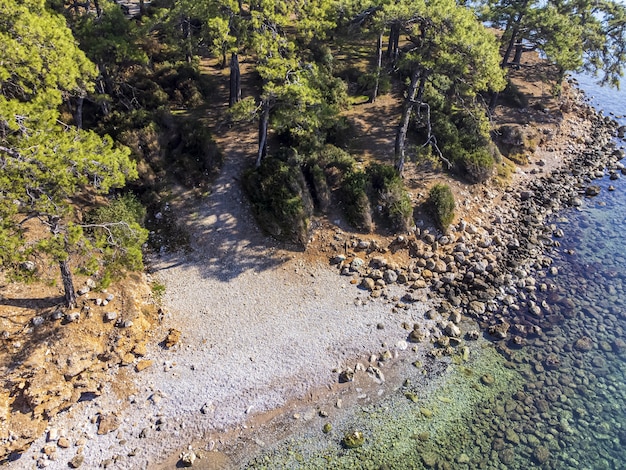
[245,79,626,469]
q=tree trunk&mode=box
[94,0,102,17]
[387,23,399,60]
[256,99,270,168]
[60,259,77,308]
[488,91,499,113]
[394,68,421,175]
[512,42,524,68]
[371,31,384,103]
[182,17,193,63]
[139,0,145,15]
[229,53,241,107]
[74,94,84,129]
[501,26,519,67]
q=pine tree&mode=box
[0,0,139,307]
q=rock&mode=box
[97,413,120,435]
[369,256,387,268]
[135,360,153,372]
[422,453,437,468]
[444,322,461,338]
[350,257,365,270]
[179,449,196,467]
[488,322,510,339]
[360,277,376,291]
[105,294,114,302]
[409,328,429,343]
[47,429,58,442]
[481,374,495,386]
[330,255,346,265]
[200,402,215,415]
[164,329,181,348]
[20,260,36,272]
[86,278,97,289]
[520,191,534,201]
[104,311,117,322]
[32,316,45,327]
[57,437,70,448]
[469,301,486,315]
[573,336,594,352]
[339,368,354,383]
[383,270,398,284]
[51,310,64,320]
[585,185,601,196]
[322,423,332,434]
[68,455,84,468]
[77,286,90,296]
[65,311,80,323]
[342,430,364,449]
[466,330,480,340]
[533,446,550,464]
[366,366,385,384]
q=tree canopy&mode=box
[0,0,141,307]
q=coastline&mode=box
[7,80,625,469]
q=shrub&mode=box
[461,150,495,183]
[341,171,372,231]
[428,183,455,232]
[366,163,413,232]
[85,193,149,282]
[308,164,331,212]
[243,157,313,246]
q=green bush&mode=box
[243,157,313,246]
[428,183,455,232]
[341,171,372,232]
[85,193,149,282]
[309,164,331,211]
[461,149,495,183]
[366,163,413,232]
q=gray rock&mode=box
[77,286,90,296]
[104,311,118,322]
[32,316,45,327]
[179,450,196,467]
[65,311,80,323]
[383,270,398,284]
[20,261,35,272]
[339,368,354,383]
[360,277,375,291]
[444,322,461,338]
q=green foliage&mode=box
[243,156,313,246]
[340,171,372,232]
[165,118,223,188]
[428,183,456,232]
[0,1,138,304]
[461,149,496,183]
[85,194,149,280]
[366,163,413,232]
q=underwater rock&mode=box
[342,430,364,449]
[573,336,594,352]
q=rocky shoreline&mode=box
[6,82,625,469]
[237,85,626,468]
[323,86,624,364]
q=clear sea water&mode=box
[247,77,626,469]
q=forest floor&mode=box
[0,48,590,469]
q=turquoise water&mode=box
[245,79,626,469]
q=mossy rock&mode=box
[342,430,365,449]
